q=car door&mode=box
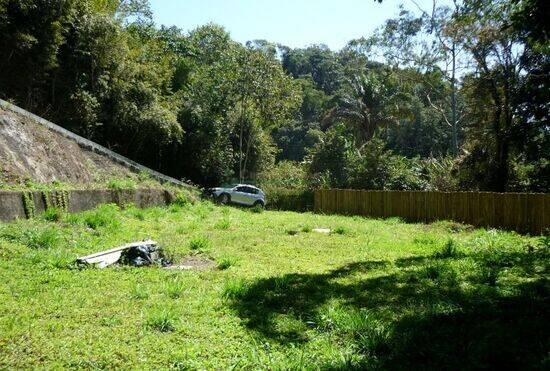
[231,186,248,204]
[240,186,258,206]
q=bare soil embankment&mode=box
[0,107,137,186]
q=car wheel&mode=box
[253,200,264,208]
[218,193,230,205]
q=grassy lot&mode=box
[0,201,548,369]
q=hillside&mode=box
[0,104,183,189]
[0,99,193,189]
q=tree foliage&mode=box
[0,0,546,192]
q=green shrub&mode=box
[257,161,309,190]
[189,235,211,251]
[126,206,145,220]
[82,204,120,230]
[413,233,437,246]
[264,188,314,212]
[250,204,264,213]
[43,207,64,222]
[173,192,190,207]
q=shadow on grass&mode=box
[226,248,549,369]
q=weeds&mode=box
[478,266,500,286]
[433,238,462,258]
[214,219,230,230]
[173,192,190,207]
[107,178,136,191]
[81,204,120,229]
[222,278,248,299]
[250,205,264,213]
[130,284,149,300]
[144,307,177,332]
[126,206,145,220]
[189,235,211,251]
[1,226,61,249]
[164,279,186,299]
[43,207,64,222]
[217,255,238,270]
[0,201,544,369]
[413,233,437,246]
[301,225,312,233]
[316,305,390,357]
[333,226,347,235]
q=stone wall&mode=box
[0,188,175,222]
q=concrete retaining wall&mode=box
[0,188,175,222]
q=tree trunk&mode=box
[450,44,458,155]
[238,99,246,183]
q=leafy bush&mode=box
[347,138,426,191]
[477,266,500,286]
[257,161,309,190]
[265,188,314,212]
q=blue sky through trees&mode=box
[149,0,452,50]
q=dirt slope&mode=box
[0,107,136,186]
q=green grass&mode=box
[107,177,137,191]
[0,202,547,369]
[188,235,211,251]
[42,207,65,222]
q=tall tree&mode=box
[456,0,534,191]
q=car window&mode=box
[235,186,247,192]
[244,187,258,194]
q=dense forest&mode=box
[0,0,548,192]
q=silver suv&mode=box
[209,184,266,207]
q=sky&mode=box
[149,0,448,51]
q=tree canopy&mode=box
[0,0,547,191]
